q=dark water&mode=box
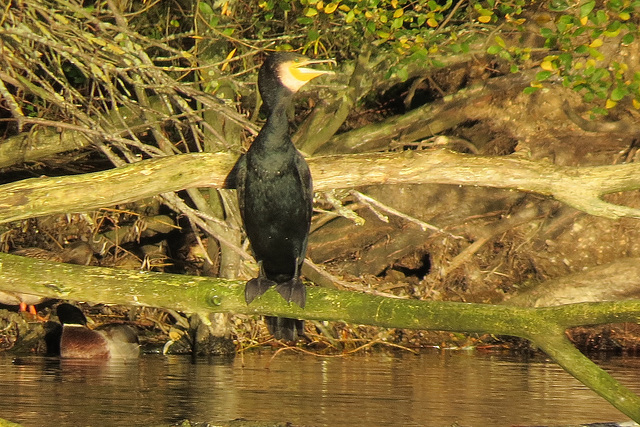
[0,350,639,427]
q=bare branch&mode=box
[1,149,640,223]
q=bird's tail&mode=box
[265,316,305,341]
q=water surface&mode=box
[1,350,638,426]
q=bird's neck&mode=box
[256,97,294,150]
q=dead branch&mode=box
[0,149,639,224]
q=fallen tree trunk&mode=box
[1,149,640,224]
[0,252,638,421]
[507,257,640,307]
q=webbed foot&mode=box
[245,276,277,304]
[275,277,306,308]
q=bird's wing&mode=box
[294,151,313,260]
[294,152,313,220]
[233,154,248,221]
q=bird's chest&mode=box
[246,149,294,178]
[244,149,303,193]
[242,150,308,215]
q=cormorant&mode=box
[235,52,334,340]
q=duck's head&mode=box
[57,303,89,326]
[258,52,335,113]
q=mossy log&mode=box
[0,253,639,421]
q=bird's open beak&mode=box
[290,58,336,82]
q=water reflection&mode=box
[0,351,638,426]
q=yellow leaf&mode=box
[221,48,237,72]
[589,38,603,48]
[633,99,640,109]
[305,7,318,16]
[338,4,350,11]
[478,15,492,23]
[88,35,107,47]
[317,1,324,10]
[540,60,554,71]
[605,99,617,109]
[53,13,69,25]
[427,17,439,27]
[105,43,125,55]
[619,11,630,20]
[225,48,237,61]
[324,2,338,13]
[393,8,404,18]
[391,0,397,8]
[580,15,588,25]
[345,10,355,23]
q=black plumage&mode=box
[235,52,333,340]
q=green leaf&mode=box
[611,86,628,101]
[345,10,355,23]
[557,53,572,68]
[622,33,635,44]
[572,26,586,37]
[536,70,553,81]
[487,45,502,54]
[307,29,320,41]
[575,45,589,54]
[391,17,404,29]
[366,21,376,33]
[580,0,596,18]
[588,47,604,61]
[523,86,540,94]
[540,27,553,38]
[594,9,607,24]
[198,1,214,16]
[297,16,314,24]
[396,67,409,81]
[548,0,570,11]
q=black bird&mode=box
[235,52,334,340]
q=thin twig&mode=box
[350,190,465,239]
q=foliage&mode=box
[522,0,640,114]
[250,0,505,77]
[223,0,640,112]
